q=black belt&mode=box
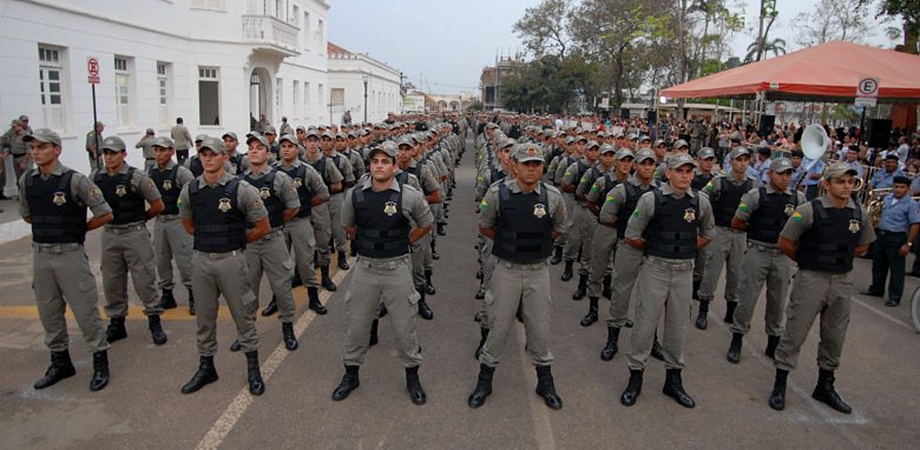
[878,230,907,235]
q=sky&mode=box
[328,0,897,96]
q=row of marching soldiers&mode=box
[21,119,463,398]
[471,120,874,414]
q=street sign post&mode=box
[855,76,879,108]
[87,56,100,170]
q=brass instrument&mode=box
[867,187,892,228]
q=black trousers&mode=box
[869,231,907,303]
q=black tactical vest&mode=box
[797,200,862,273]
[278,164,312,218]
[25,170,87,244]
[490,166,506,186]
[492,183,554,263]
[691,172,713,191]
[593,173,622,217]
[149,165,180,215]
[95,167,146,225]
[747,187,798,245]
[352,186,410,258]
[616,182,651,239]
[189,156,204,178]
[713,177,752,227]
[310,156,329,187]
[243,169,283,229]
[189,179,246,253]
[644,189,700,260]
[228,153,244,174]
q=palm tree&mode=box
[745,38,787,62]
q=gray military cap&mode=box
[770,157,794,173]
[222,131,239,142]
[278,133,299,145]
[369,141,398,161]
[101,136,126,152]
[246,133,270,150]
[565,136,575,144]
[23,128,61,146]
[730,147,751,160]
[636,148,656,163]
[600,144,618,155]
[264,125,277,135]
[697,147,716,159]
[195,134,208,143]
[823,162,858,180]
[512,143,544,163]
[615,148,635,160]
[586,140,601,150]
[667,153,697,169]
[397,136,415,148]
[200,137,226,154]
[152,136,174,148]
[673,139,689,149]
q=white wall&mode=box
[327,54,401,126]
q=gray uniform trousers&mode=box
[153,216,193,291]
[479,240,496,329]
[563,201,586,262]
[101,225,163,318]
[328,192,348,253]
[343,255,422,368]
[693,246,707,283]
[283,216,319,288]
[606,241,645,328]
[410,235,431,290]
[480,259,554,368]
[627,256,694,371]
[246,230,296,323]
[192,250,259,356]
[555,192,575,248]
[33,243,110,353]
[774,270,853,372]
[588,223,618,298]
[699,226,746,303]
[311,203,332,266]
[730,243,794,336]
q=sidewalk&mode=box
[0,197,31,245]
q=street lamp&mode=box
[362,74,369,123]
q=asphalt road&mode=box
[1,139,919,450]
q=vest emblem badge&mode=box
[163,179,173,190]
[848,219,860,234]
[259,187,271,199]
[218,198,232,213]
[52,192,67,206]
[293,177,303,188]
[533,203,547,218]
[683,208,696,223]
[784,203,794,216]
[383,201,398,216]
[115,185,127,197]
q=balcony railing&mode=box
[242,15,300,57]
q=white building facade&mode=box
[0,0,400,174]
[326,43,402,126]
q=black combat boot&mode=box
[320,266,337,291]
[535,365,563,410]
[765,335,780,359]
[282,322,298,351]
[812,369,852,414]
[550,246,563,265]
[474,327,489,360]
[261,296,278,316]
[417,290,434,320]
[620,369,643,406]
[148,314,168,345]
[561,260,574,281]
[580,297,599,327]
[369,319,379,346]
[695,300,709,330]
[572,274,588,300]
[245,351,265,395]
[651,333,665,361]
[430,240,440,260]
[188,289,196,316]
[436,222,446,236]
[724,301,737,324]
[160,289,177,309]
[291,272,303,289]
[405,366,427,405]
[769,369,788,411]
[726,332,743,364]
[601,326,620,361]
[475,281,486,300]
[337,251,350,270]
[468,364,495,408]
[424,269,436,295]
[332,365,360,401]
[106,317,127,343]
[182,356,218,394]
[34,350,76,389]
[663,369,695,408]
[602,274,612,299]
[89,350,109,392]
[308,287,327,315]
[692,278,701,301]
[229,339,241,352]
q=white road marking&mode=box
[515,325,557,450]
[194,260,353,450]
[851,296,914,332]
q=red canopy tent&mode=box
[660,41,920,104]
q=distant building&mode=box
[327,42,402,125]
[480,57,518,111]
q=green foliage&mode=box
[500,55,580,114]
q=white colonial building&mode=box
[327,43,402,126]
[0,0,402,173]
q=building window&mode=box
[275,0,283,19]
[114,56,133,128]
[303,12,310,50]
[198,67,220,125]
[330,88,345,119]
[317,19,324,52]
[304,81,311,119]
[292,5,298,25]
[276,77,283,117]
[38,45,65,131]
[157,62,171,128]
[191,0,225,11]
[293,80,300,119]
[318,83,324,110]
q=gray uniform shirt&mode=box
[578,164,615,198]
[735,183,807,245]
[479,178,567,234]
[597,176,656,224]
[625,183,716,255]
[328,151,355,185]
[341,177,435,256]
[242,165,301,228]
[97,163,162,225]
[177,172,268,225]
[277,159,330,202]
[703,171,761,202]
[407,160,440,196]
[19,163,112,221]
[779,196,875,247]
[151,160,195,205]
[305,152,344,186]
[170,125,192,151]
[136,136,156,160]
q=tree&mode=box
[512,0,572,58]
[792,0,870,47]
[745,37,786,62]
[500,56,579,114]
[751,0,779,62]
[859,0,920,54]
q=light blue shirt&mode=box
[802,158,825,186]
[870,168,906,189]
[878,194,920,233]
[844,160,865,180]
